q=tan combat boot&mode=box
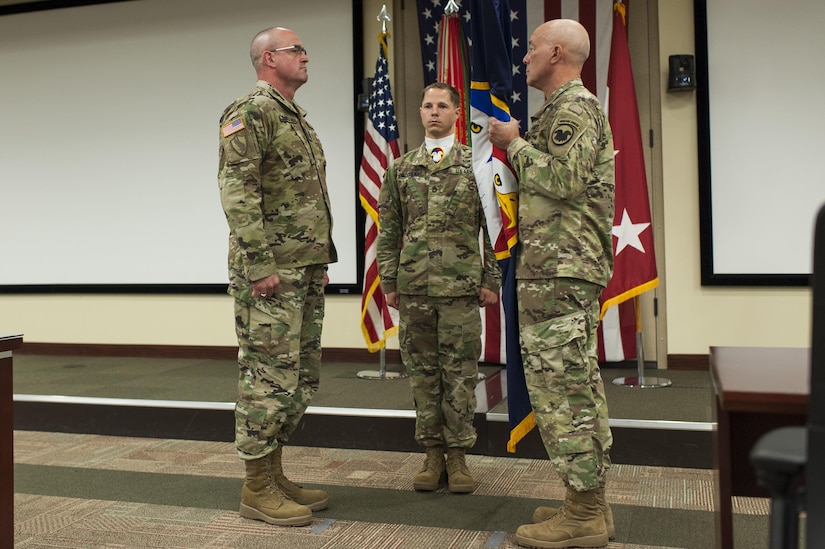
[270,446,329,511]
[239,453,313,526]
[532,482,615,539]
[446,447,475,493]
[516,487,608,548]
[413,446,446,491]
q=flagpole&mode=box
[357,346,406,380]
[612,297,671,388]
[356,4,406,382]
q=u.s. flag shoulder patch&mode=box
[222,117,245,137]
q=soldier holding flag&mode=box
[489,19,615,548]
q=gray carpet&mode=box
[11,355,713,423]
[14,432,772,549]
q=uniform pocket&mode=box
[519,311,589,425]
[520,310,587,362]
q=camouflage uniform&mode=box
[505,78,615,491]
[376,141,501,449]
[218,80,337,459]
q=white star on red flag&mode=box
[612,208,650,255]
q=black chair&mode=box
[750,203,825,549]
[750,426,806,548]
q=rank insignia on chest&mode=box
[430,147,444,163]
[222,117,245,137]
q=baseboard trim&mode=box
[18,342,240,360]
[17,342,402,364]
[667,354,710,371]
[16,342,707,370]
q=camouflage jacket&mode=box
[376,141,501,297]
[218,80,337,300]
[506,78,614,286]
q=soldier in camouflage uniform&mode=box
[376,83,501,494]
[489,20,615,549]
[218,26,336,528]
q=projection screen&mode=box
[696,0,825,286]
[0,0,361,293]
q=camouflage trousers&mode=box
[399,294,480,449]
[517,277,613,491]
[233,264,325,459]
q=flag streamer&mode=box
[437,12,470,144]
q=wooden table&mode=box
[0,334,23,548]
[710,346,809,549]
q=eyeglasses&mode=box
[271,44,308,56]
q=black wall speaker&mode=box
[668,54,696,92]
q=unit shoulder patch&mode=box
[548,108,588,156]
[230,135,248,157]
[551,122,578,147]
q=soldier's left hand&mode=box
[488,117,520,150]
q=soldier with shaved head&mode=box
[489,19,615,548]
[218,26,335,527]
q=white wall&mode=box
[0,292,371,350]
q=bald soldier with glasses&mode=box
[218,26,336,527]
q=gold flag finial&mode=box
[614,1,627,26]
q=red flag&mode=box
[598,2,659,360]
[359,34,400,352]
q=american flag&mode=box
[417,0,528,134]
[416,0,651,363]
[359,34,400,352]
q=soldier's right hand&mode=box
[252,273,280,299]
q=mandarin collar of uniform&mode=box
[256,80,307,118]
[536,77,584,115]
[410,139,460,168]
